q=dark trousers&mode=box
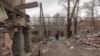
[55,36,59,40]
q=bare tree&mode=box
[67,0,80,38]
[66,0,71,38]
[59,0,80,38]
[73,0,80,35]
[83,0,98,33]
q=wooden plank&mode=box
[82,39,100,48]
[15,2,38,9]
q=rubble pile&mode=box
[3,48,13,56]
[81,33,100,49]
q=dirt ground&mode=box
[39,37,100,56]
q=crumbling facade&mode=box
[33,25,67,37]
[78,20,100,35]
[0,0,34,56]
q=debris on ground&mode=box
[3,48,13,56]
[72,33,100,50]
[81,36,100,49]
[31,35,44,43]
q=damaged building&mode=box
[0,0,38,56]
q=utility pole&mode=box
[91,0,95,33]
[40,3,48,43]
[39,3,43,37]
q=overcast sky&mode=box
[26,0,91,17]
[26,0,64,17]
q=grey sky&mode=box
[26,0,63,17]
[26,0,91,17]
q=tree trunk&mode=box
[0,28,3,56]
[67,0,71,38]
[74,0,80,35]
[23,27,31,53]
[13,28,20,56]
[67,0,79,38]
[19,27,25,56]
[13,27,25,56]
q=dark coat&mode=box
[55,33,59,40]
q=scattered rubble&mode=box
[72,32,100,50]
[81,34,100,49]
[3,48,13,56]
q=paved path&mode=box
[31,37,100,56]
[40,39,80,56]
